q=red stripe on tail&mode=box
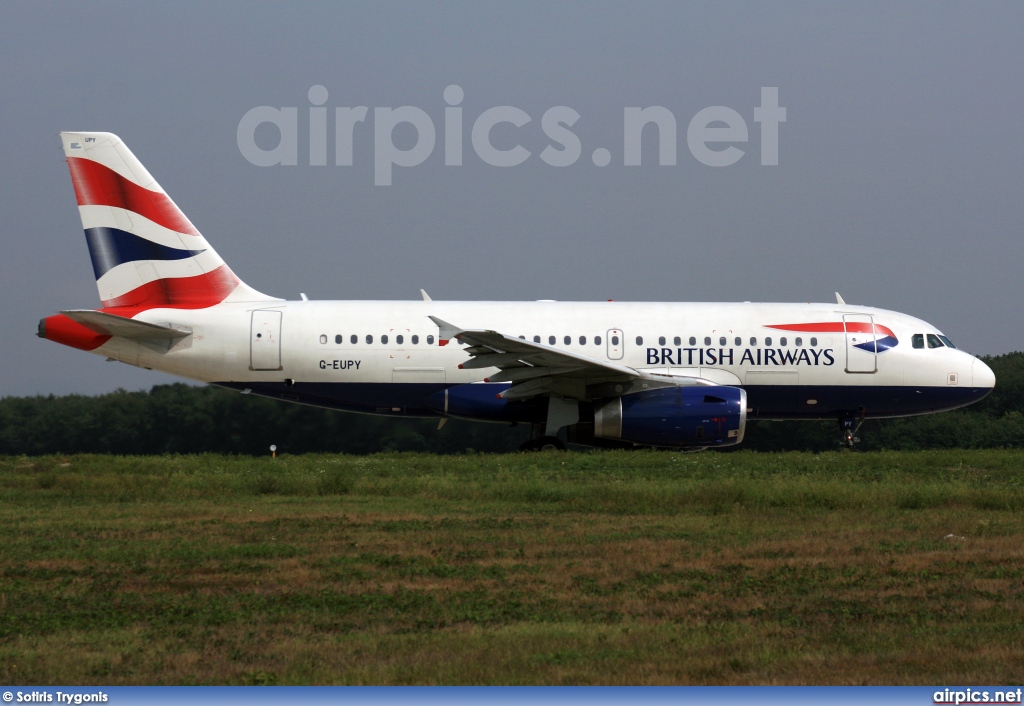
[100,264,239,311]
[66,157,201,236]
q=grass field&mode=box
[1,450,1022,685]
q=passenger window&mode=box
[750,337,756,346]
[595,335,602,345]
[719,337,726,346]
[564,335,571,345]
[658,336,666,346]
[795,337,802,346]
[579,336,587,345]
[412,335,419,344]
[518,335,525,340]
[689,337,696,346]
[810,337,817,346]
[366,335,373,344]
[939,335,957,349]
[927,334,944,348]
[533,335,541,343]
[765,337,772,346]
[549,335,556,345]
[912,334,924,349]
[780,337,787,346]
[611,335,619,345]
[734,337,741,346]
[320,335,328,344]
[381,335,388,344]
[674,336,681,346]
[351,334,358,345]
[396,335,404,345]
[427,335,435,344]
[636,336,644,345]
[704,336,711,346]
[334,334,342,344]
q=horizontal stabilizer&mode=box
[61,310,191,341]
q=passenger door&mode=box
[843,313,877,374]
[250,310,283,371]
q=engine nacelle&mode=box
[594,385,747,448]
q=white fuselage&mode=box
[85,299,995,422]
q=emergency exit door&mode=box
[250,310,283,371]
[606,329,624,360]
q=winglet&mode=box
[835,292,846,305]
[428,316,462,346]
[420,289,432,302]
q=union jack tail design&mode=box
[61,132,274,312]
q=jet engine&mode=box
[593,385,747,448]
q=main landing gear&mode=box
[519,437,565,451]
[518,423,566,451]
[839,413,866,450]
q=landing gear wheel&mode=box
[518,436,566,452]
[839,415,865,450]
[535,436,565,451]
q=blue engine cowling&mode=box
[594,385,747,448]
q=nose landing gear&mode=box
[839,412,866,449]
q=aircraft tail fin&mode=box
[60,132,278,311]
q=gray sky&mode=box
[2,1,1022,397]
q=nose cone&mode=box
[972,357,996,390]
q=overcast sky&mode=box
[2,1,1021,397]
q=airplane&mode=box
[38,132,996,451]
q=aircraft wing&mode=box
[430,316,713,401]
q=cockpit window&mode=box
[912,334,924,349]
[927,333,944,348]
[939,335,956,349]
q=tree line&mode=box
[2,352,1021,455]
